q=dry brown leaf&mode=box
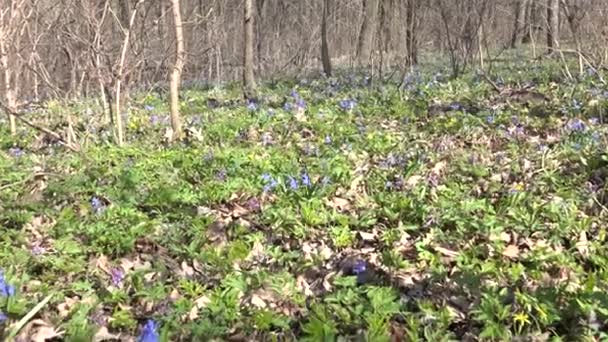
[358,230,377,241]
[502,244,520,259]
[434,246,459,259]
[251,294,267,309]
[57,297,79,318]
[95,255,111,275]
[319,244,333,260]
[576,231,589,258]
[179,261,195,278]
[28,320,64,342]
[296,275,314,297]
[406,175,423,187]
[93,326,120,342]
[326,197,351,211]
[431,161,447,176]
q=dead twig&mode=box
[0,100,80,152]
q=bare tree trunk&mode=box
[255,0,265,74]
[0,34,16,135]
[243,0,256,98]
[405,0,418,66]
[169,0,185,141]
[357,0,380,66]
[115,1,141,146]
[321,0,332,76]
[547,0,560,52]
[511,0,529,48]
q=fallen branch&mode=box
[0,100,80,152]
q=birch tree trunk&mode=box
[169,0,185,140]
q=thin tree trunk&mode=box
[114,1,141,146]
[546,0,560,52]
[405,0,418,66]
[0,35,16,135]
[321,0,332,76]
[169,0,185,141]
[357,0,380,66]
[243,0,256,98]
[511,0,529,48]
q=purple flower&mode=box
[590,117,600,125]
[203,151,214,162]
[567,118,586,132]
[216,169,227,181]
[353,260,367,275]
[247,99,258,111]
[8,147,23,157]
[150,115,160,125]
[486,115,495,124]
[91,197,106,214]
[31,245,45,256]
[262,174,278,192]
[144,105,155,111]
[138,320,160,342]
[301,172,311,187]
[295,97,306,110]
[283,102,293,112]
[324,135,332,145]
[0,312,7,324]
[338,99,357,111]
[261,132,273,146]
[110,268,125,287]
[0,271,15,298]
[290,90,300,99]
[288,176,299,190]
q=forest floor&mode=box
[2,56,608,341]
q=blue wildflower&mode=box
[0,312,6,324]
[262,174,278,192]
[301,172,311,187]
[288,176,299,190]
[90,197,106,214]
[295,97,306,110]
[592,131,601,142]
[486,115,495,124]
[8,147,23,157]
[338,99,357,111]
[144,105,155,111]
[324,135,332,145]
[353,260,367,275]
[290,90,299,99]
[283,102,293,112]
[385,181,394,190]
[150,115,160,125]
[247,99,258,111]
[567,118,586,132]
[449,103,462,111]
[111,268,125,287]
[263,179,278,193]
[572,99,582,111]
[138,320,160,342]
[214,169,226,181]
[0,271,15,298]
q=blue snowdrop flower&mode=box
[288,176,299,190]
[138,320,160,342]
